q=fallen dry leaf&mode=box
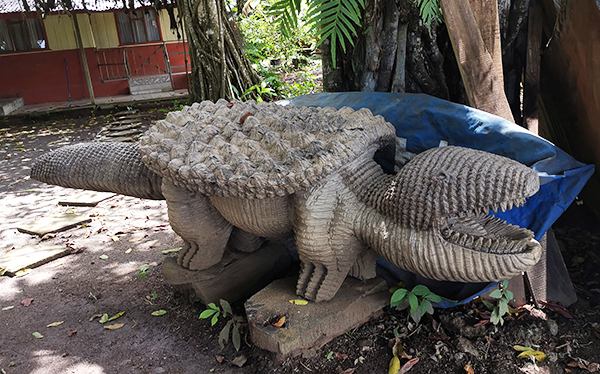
[67,329,77,336]
[399,357,419,374]
[464,364,475,374]
[389,356,401,374]
[589,363,599,372]
[335,352,348,361]
[89,314,103,322]
[32,332,43,339]
[104,323,125,330]
[474,319,489,327]
[231,354,247,367]
[340,368,356,374]
[47,321,64,327]
[289,299,308,305]
[272,316,286,327]
[215,355,224,363]
[539,300,573,319]
[21,298,34,307]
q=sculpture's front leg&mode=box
[294,175,369,302]
[161,181,233,270]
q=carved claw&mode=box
[296,262,350,302]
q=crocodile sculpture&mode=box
[31,100,542,301]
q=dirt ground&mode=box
[0,102,599,374]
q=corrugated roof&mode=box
[0,0,147,14]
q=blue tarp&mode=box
[288,92,594,307]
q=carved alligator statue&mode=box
[31,100,542,301]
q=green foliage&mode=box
[415,0,442,33]
[137,264,151,279]
[306,0,364,63]
[390,284,442,324]
[199,299,244,351]
[481,279,514,326]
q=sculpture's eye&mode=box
[436,171,447,180]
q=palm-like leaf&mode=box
[306,0,364,65]
[268,0,303,38]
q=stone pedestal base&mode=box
[245,276,389,358]
[162,241,291,305]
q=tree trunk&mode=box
[178,0,260,102]
[322,0,531,110]
[323,0,464,103]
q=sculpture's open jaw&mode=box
[438,202,539,256]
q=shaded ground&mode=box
[0,102,598,374]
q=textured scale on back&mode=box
[31,100,543,302]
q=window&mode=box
[116,9,161,44]
[0,17,46,52]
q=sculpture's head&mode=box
[384,146,542,282]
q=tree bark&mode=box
[178,0,259,102]
[322,0,462,103]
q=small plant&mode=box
[241,81,276,102]
[150,291,158,300]
[390,284,442,324]
[325,351,335,360]
[137,264,151,279]
[481,279,513,325]
[199,299,245,351]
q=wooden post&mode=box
[71,10,95,105]
[523,0,544,134]
[467,0,504,83]
[440,0,514,122]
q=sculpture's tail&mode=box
[31,142,164,200]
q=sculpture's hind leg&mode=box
[294,174,368,302]
[161,181,233,270]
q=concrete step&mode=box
[128,75,172,95]
[0,97,24,116]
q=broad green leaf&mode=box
[411,285,430,296]
[489,289,503,299]
[219,320,232,349]
[502,279,509,288]
[211,314,219,326]
[32,332,43,339]
[108,311,125,322]
[220,299,232,317]
[481,299,495,310]
[289,299,309,305]
[391,289,408,307]
[199,309,217,319]
[424,293,442,303]
[389,356,401,374]
[423,300,434,315]
[232,323,241,351]
[504,290,514,300]
[410,306,423,324]
[498,301,508,317]
[408,293,418,312]
[99,254,109,260]
[208,303,219,311]
[104,323,125,330]
[99,313,109,324]
[151,310,167,316]
[47,321,64,327]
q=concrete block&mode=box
[58,190,116,207]
[245,276,389,358]
[163,241,291,305]
[16,213,92,236]
[0,244,70,276]
[0,97,24,116]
